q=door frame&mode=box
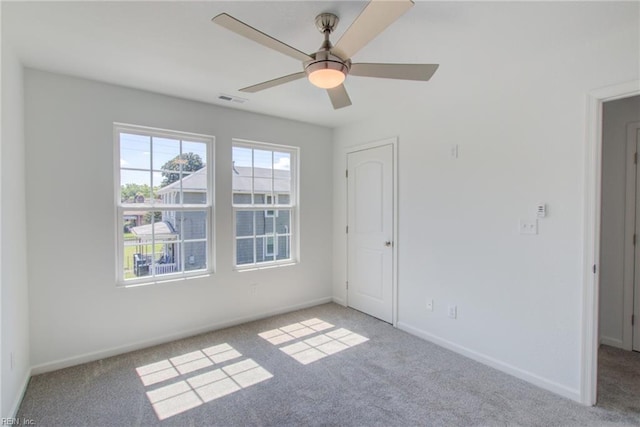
[623,121,640,351]
[345,137,399,326]
[583,80,640,405]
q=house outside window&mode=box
[115,124,214,285]
[232,140,298,268]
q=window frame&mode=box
[114,123,215,286]
[232,139,299,270]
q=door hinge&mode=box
[634,234,637,246]
[346,169,348,178]
[346,226,349,234]
[346,281,349,290]
[593,264,597,274]
[632,314,635,326]
[635,152,637,164]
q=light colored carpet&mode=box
[598,344,640,415]
[16,303,640,426]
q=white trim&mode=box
[114,124,215,285]
[232,140,299,269]
[31,297,333,375]
[623,121,640,350]
[8,369,31,418]
[113,122,213,143]
[345,136,399,327]
[398,322,581,403]
[332,297,347,307]
[599,336,624,349]
[583,80,640,406]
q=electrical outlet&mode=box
[249,283,259,295]
[426,299,433,312]
[448,305,457,319]
[519,219,538,235]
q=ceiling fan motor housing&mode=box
[304,51,351,78]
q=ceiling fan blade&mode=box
[327,84,352,109]
[332,0,414,60]
[239,72,306,93]
[212,13,312,62]
[350,63,439,81]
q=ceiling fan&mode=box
[212,0,439,109]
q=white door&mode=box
[347,144,394,323]
[635,127,640,352]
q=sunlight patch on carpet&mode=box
[136,344,273,420]
[259,319,369,365]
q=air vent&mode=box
[218,94,248,104]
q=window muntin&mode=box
[232,141,297,268]
[116,124,213,284]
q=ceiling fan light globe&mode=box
[308,69,345,89]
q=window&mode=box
[232,140,297,268]
[115,124,214,284]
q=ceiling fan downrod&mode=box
[305,13,350,87]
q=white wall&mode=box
[333,2,639,401]
[25,69,333,371]
[599,96,640,348]
[1,42,30,416]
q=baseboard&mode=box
[332,297,346,306]
[396,322,582,403]
[8,369,32,418]
[599,336,624,349]
[31,297,333,375]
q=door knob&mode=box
[384,241,392,247]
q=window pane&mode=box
[180,171,208,205]
[278,194,290,204]
[124,219,141,279]
[180,210,207,240]
[184,241,207,271]
[152,211,179,277]
[253,149,273,197]
[153,137,180,171]
[236,238,255,265]
[120,133,151,170]
[276,235,291,260]
[151,241,180,277]
[274,169,291,201]
[232,146,253,168]
[273,152,290,171]
[126,243,155,279]
[183,141,207,167]
[125,210,155,279]
[256,236,271,263]
[254,149,273,169]
[156,170,208,205]
[236,211,254,237]
[276,209,291,234]
[120,170,151,203]
[263,214,275,234]
[255,211,270,235]
[233,193,251,204]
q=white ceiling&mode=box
[3,1,604,128]
[3,0,466,127]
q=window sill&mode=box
[234,261,297,272]
[117,270,212,288]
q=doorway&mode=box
[583,81,640,406]
[600,99,640,353]
[624,120,640,352]
[346,138,397,324]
